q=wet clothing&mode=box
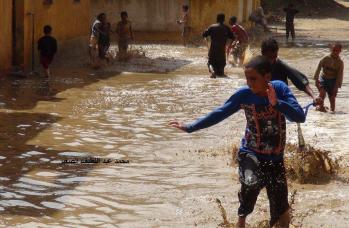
[283,7,298,39]
[202,23,235,76]
[231,24,249,61]
[91,19,102,38]
[179,10,191,38]
[116,20,132,53]
[285,22,295,39]
[271,59,309,91]
[182,26,191,38]
[98,22,111,59]
[231,24,249,44]
[40,56,53,69]
[238,152,289,227]
[319,77,337,97]
[315,55,344,96]
[38,35,57,69]
[314,55,344,87]
[38,36,57,59]
[184,81,304,225]
[185,80,305,161]
[283,7,299,24]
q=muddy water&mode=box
[0,44,348,227]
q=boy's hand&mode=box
[314,96,323,106]
[267,83,278,106]
[169,121,187,132]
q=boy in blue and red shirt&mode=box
[170,55,305,227]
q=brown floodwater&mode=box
[0,43,348,227]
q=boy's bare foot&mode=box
[316,106,327,112]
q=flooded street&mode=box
[0,44,348,227]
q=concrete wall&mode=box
[23,0,91,69]
[91,0,185,32]
[0,0,13,72]
[190,0,259,33]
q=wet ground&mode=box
[0,43,348,227]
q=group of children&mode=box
[171,40,343,227]
[37,11,134,76]
[35,6,345,227]
[171,11,344,228]
[89,11,134,68]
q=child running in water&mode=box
[170,55,305,227]
[314,43,344,113]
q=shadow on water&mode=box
[0,67,125,218]
[0,112,98,218]
[0,69,121,110]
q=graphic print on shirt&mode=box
[241,104,286,154]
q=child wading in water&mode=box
[116,11,134,61]
[170,56,306,227]
[38,25,57,77]
[314,43,344,113]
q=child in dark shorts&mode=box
[314,43,344,112]
[38,25,57,77]
[170,55,305,227]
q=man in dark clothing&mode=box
[38,25,57,77]
[261,38,322,105]
[203,13,235,78]
[283,3,299,41]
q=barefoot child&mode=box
[170,56,305,227]
[177,5,191,47]
[203,13,235,78]
[38,25,57,77]
[314,43,344,112]
[116,11,134,60]
[227,16,249,67]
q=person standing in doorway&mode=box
[283,3,299,41]
[38,25,57,77]
[203,13,235,78]
[177,5,191,47]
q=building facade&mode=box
[0,0,91,73]
[0,0,260,72]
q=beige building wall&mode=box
[190,0,260,34]
[90,0,184,31]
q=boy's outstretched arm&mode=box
[170,89,244,133]
[268,83,306,123]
